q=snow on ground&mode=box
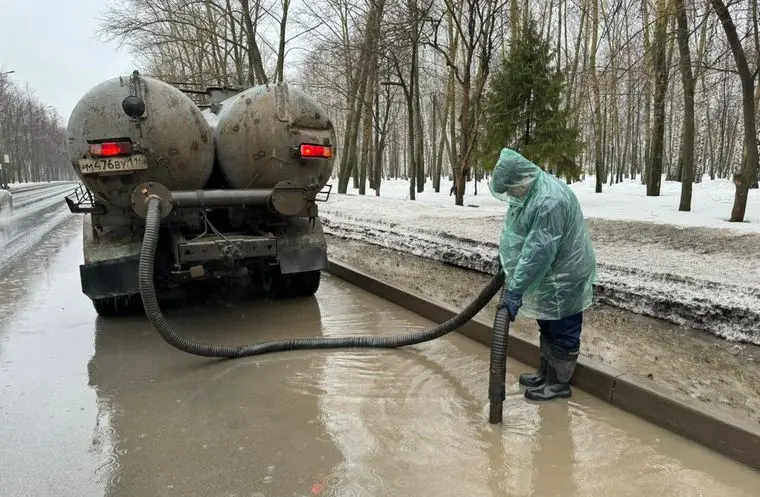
[334,174,760,233]
[320,174,760,345]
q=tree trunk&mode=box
[455,73,471,206]
[447,9,459,197]
[240,0,268,85]
[358,60,376,195]
[647,0,669,196]
[275,0,291,83]
[641,0,652,185]
[676,0,695,211]
[432,93,442,192]
[590,0,603,192]
[711,0,760,221]
[406,84,416,200]
[413,43,425,193]
[510,0,520,38]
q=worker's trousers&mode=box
[537,313,583,351]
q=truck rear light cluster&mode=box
[89,141,133,157]
[300,144,332,159]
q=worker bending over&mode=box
[489,148,597,401]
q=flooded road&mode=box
[1,219,760,496]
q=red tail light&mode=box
[89,141,133,157]
[300,144,332,159]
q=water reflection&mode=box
[0,220,107,497]
[86,290,349,497]
[312,282,516,496]
[529,403,576,496]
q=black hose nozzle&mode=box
[488,287,510,424]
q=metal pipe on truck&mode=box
[171,189,274,208]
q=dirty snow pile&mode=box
[320,175,760,345]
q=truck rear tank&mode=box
[65,71,336,317]
[66,73,215,208]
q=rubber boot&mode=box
[524,344,578,401]
[519,334,550,387]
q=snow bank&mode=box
[320,174,760,345]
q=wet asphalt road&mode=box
[0,183,76,273]
[1,216,760,496]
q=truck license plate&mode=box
[79,155,148,175]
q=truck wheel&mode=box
[274,270,321,298]
[92,295,144,317]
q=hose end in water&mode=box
[489,402,503,424]
[488,287,510,424]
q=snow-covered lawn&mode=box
[333,174,760,233]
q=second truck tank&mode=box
[210,84,334,191]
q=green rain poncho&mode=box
[489,148,597,320]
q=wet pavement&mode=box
[0,183,75,273]
[1,219,760,496]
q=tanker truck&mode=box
[64,71,335,317]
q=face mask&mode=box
[506,184,530,198]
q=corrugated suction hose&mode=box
[489,292,511,424]
[139,196,509,420]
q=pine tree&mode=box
[480,19,583,182]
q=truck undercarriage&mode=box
[67,181,332,317]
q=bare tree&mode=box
[675,0,695,210]
[590,0,604,192]
[710,0,759,222]
[647,0,670,196]
[426,0,501,205]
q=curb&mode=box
[325,259,760,473]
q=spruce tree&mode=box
[480,19,583,182]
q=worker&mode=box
[488,148,597,401]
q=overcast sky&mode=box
[0,0,135,124]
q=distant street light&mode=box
[0,70,15,76]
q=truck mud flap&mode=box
[80,256,140,300]
[277,217,328,274]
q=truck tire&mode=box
[274,270,321,298]
[92,294,144,317]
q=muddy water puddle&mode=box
[1,223,759,496]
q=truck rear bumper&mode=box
[80,256,140,300]
[177,235,277,264]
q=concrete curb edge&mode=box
[325,259,760,473]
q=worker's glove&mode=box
[497,290,522,322]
